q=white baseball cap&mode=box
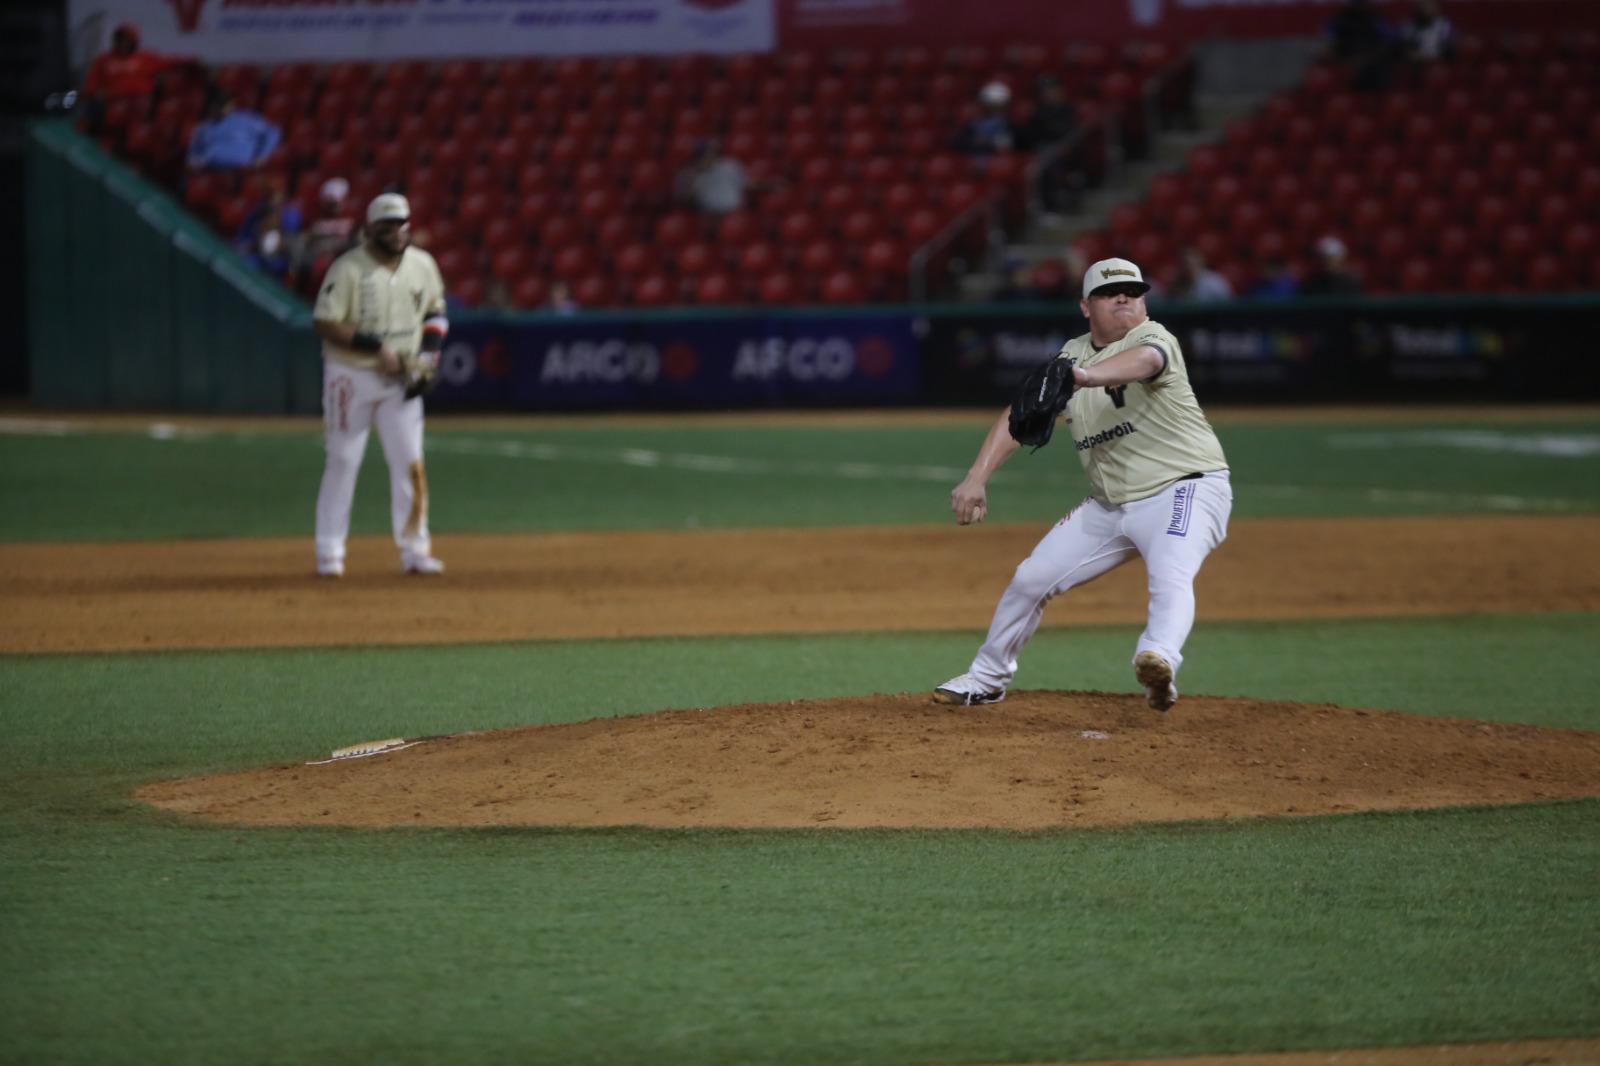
[1082,257,1151,299]
[367,192,411,224]
[979,80,1011,107]
[320,176,350,202]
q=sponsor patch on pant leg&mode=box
[1166,483,1193,537]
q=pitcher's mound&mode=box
[137,693,1600,830]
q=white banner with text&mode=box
[71,0,774,64]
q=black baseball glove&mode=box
[1008,356,1076,449]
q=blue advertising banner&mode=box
[430,312,921,411]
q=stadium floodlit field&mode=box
[1,405,1598,1066]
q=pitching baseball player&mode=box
[311,193,447,577]
[934,257,1232,712]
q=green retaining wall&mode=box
[26,120,321,414]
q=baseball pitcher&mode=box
[311,193,448,577]
[935,257,1232,712]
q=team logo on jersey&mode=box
[1167,483,1194,538]
[412,290,423,311]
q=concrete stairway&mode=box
[961,36,1327,298]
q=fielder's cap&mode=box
[1083,257,1151,299]
[320,176,350,202]
[366,193,410,224]
[979,80,1011,107]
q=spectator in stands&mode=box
[992,258,1039,302]
[235,180,302,278]
[1018,75,1077,152]
[1165,248,1233,302]
[954,81,1016,156]
[1250,256,1301,298]
[80,23,192,129]
[1301,236,1364,295]
[186,91,281,171]
[675,139,750,216]
[1402,1,1455,62]
[1019,75,1083,214]
[1325,0,1399,91]
[478,279,515,312]
[303,177,358,264]
[546,282,580,315]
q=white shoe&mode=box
[1134,651,1177,712]
[402,553,445,575]
[932,672,1005,705]
[316,557,344,578]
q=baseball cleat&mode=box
[1134,651,1177,712]
[402,553,445,575]
[933,672,1005,705]
[316,557,345,578]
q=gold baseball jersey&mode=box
[313,245,446,370]
[1058,318,1228,505]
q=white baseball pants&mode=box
[967,470,1232,689]
[314,361,432,566]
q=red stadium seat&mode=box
[882,183,921,214]
[695,273,738,305]
[1461,256,1498,292]
[757,271,799,305]
[861,238,905,277]
[553,244,595,277]
[1397,258,1435,294]
[631,274,674,307]
[798,240,840,274]
[778,211,818,244]
[903,210,943,244]
[1526,255,1565,292]
[490,246,529,280]
[839,210,883,244]
[818,183,861,216]
[655,212,698,246]
[675,242,717,275]
[614,242,657,279]
[819,270,863,304]
[571,274,614,307]
[715,211,759,245]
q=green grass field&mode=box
[2,409,1598,1065]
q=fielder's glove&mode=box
[1008,356,1075,449]
[401,351,439,401]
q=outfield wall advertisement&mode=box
[921,302,1600,405]
[429,313,921,411]
[69,0,774,63]
[419,301,1599,413]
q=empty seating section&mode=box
[1075,31,1600,296]
[94,42,1191,308]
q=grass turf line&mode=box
[1,416,1595,541]
[1,614,1598,1065]
[2,807,1596,1066]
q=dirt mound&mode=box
[138,692,1600,830]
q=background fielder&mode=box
[311,193,448,577]
[935,257,1232,712]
